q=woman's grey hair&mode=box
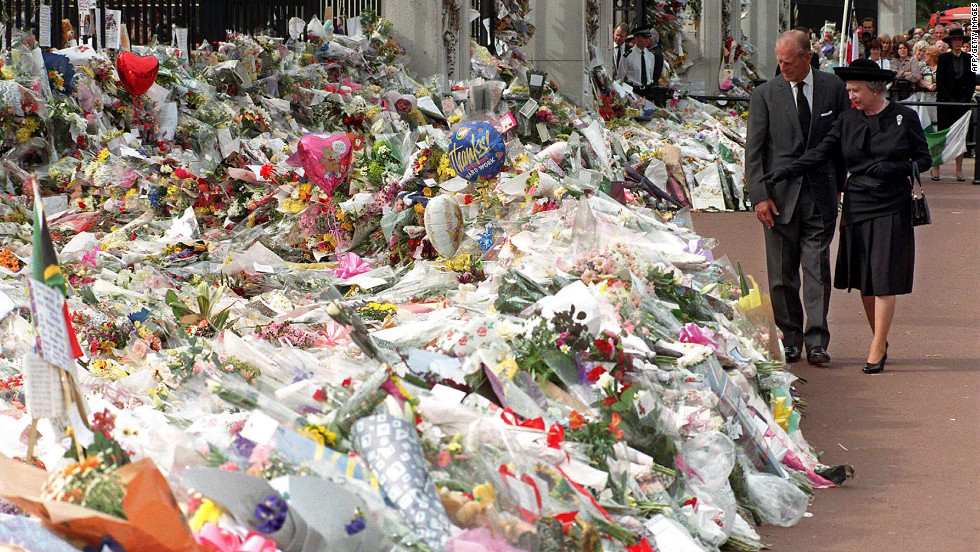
[866,80,888,94]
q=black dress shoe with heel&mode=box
[862,357,886,374]
[784,346,801,363]
[807,346,830,365]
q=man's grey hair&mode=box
[776,30,811,57]
[615,22,630,33]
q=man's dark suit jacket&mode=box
[745,69,850,227]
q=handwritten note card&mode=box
[30,279,72,371]
[23,354,66,419]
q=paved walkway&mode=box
[690,169,980,552]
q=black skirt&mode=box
[834,208,915,296]
[937,103,970,131]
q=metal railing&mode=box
[688,94,980,185]
[1,0,382,50]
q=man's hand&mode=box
[754,198,780,229]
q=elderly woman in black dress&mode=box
[764,59,931,374]
[934,27,976,181]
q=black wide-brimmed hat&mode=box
[833,58,896,82]
[943,28,967,44]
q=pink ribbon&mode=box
[318,319,352,347]
[196,523,276,552]
[341,78,362,92]
[335,252,371,279]
[678,323,719,351]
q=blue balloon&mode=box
[448,121,506,182]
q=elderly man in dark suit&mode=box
[745,30,850,364]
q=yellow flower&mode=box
[770,396,793,431]
[496,358,519,379]
[189,499,223,531]
[473,482,495,505]
[299,424,338,447]
[96,148,110,163]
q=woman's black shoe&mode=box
[862,357,886,374]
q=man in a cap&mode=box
[616,25,664,97]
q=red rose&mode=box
[594,338,614,358]
[586,365,606,382]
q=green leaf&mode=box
[212,308,230,330]
[166,289,192,316]
[736,262,750,297]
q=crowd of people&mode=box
[609,22,667,102]
[802,18,977,180]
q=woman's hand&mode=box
[866,160,913,180]
[762,168,792,183]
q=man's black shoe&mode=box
[807,346,831,365]
[784,346,801,363]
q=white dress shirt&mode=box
[618,47,656,86]
[613,43,629,74]
[790,68,814,118]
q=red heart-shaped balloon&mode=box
[116,52,159,97]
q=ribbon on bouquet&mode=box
[499,408,565,450]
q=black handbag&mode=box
[910,168,931,226]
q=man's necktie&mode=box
[640,51,648,86]
[796,81,811,140]
[616,46,622,71]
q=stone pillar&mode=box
[877,0,915,37]
[744,0,778,79]
[525,0,589,106]
[386,0,467,81]
[684,0,722,95]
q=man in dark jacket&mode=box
[745,30,850,364]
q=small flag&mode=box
[29,178,83,368]
[925,111,971,168]
[849,28,861,63]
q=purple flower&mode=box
[344,509,366,535]
[575,354,595,385]
[0,498,21,515]
[234,434,256,458]
[254,494,287,533]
